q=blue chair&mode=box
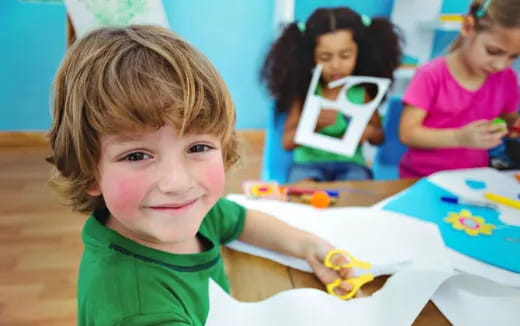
[372,96,408,180]
[261,107,293,183]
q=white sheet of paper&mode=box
[222,195,519,325]
[294,65,390,156]
[432,274,520,326]
[207,269,454,326]
[226,195,451,273]
[64,0,169,38]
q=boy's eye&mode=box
[188,144,213,153]
[123,152,151,161]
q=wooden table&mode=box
[222,178,451,325]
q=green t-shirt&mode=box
[78,198,246,326]
[293,85,366,165]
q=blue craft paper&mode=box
[383,179,520,273]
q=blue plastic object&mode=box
[261,107,293,183]
[372,96,408,180]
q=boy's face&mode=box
[88,124,225,253]
[461,18,520,77]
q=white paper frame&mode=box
[294,64,391,157]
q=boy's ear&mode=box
[461,15,476,37]
[87,183,102,197]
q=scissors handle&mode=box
[323,249,371,270]
[326,273,374,300]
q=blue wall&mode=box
[0,1,66,130]
[1,0,484,131]
[0,0,274,131]
[295,0,395,21]
[163,0,274,130]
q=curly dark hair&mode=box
[260,7,403,114]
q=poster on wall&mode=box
[64,0,169,38]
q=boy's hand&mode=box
[455,119,507,149]
[305,240,357,296]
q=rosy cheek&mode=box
[203,162,226,197]
[103,175,145,220]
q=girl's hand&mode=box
[455,120,507,149]
[315,109,337,130]
[508,117,520,138]
[305,239,357,296]
[359,124,381,144]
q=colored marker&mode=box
[286,187,339,198]
[484,193,520,210]
[440,195,497,209]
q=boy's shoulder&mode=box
[200,197,246,243]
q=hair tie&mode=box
[297,21,306,33]
[361,14,372,27]
[476,0,492,18]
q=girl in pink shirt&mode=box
[399,0,520,178]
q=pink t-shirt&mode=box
[399,57,520,178]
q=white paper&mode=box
[294,65,390,156]
[433,274,520,326]
[226,195,451,273]
[222,194,519,325]
[207,269,454,326]
[64,0,169,38]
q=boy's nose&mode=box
[156,157,194,194]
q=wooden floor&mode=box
[0,131,265,325]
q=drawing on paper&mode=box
[444,210,495,236]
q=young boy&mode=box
[47,25,354,325]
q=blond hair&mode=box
[451,0,520,51]
[48,25,239,214]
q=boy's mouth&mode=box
[149,198,199,210]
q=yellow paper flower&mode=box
[444,210,495,236]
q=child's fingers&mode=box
[328,252,356,280]
[308,256,353,294]
[489,123,507,134]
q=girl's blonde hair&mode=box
[47,25,239,214]
[451,0,520,51]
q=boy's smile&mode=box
[88,124,225,254]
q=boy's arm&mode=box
[238,209,355,293]
[399,104,506,149]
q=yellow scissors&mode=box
[324,249,374,300]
